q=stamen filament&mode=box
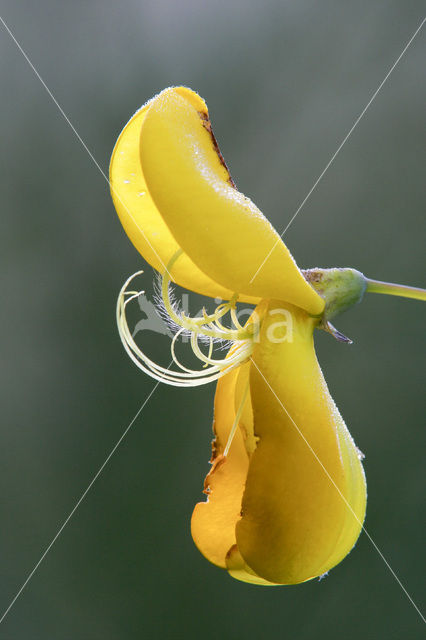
[116,250,256,388]
[223,381,249,457]
[161,252,254,341]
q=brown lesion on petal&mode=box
[198,110,236,188]
[203,453,226,495]
[209,433,220,462]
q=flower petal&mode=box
[235,301,366,584]
[110,95,243,301]
[191,365,249,567]
[225,545,277,586]
[139,87,324,315]
[192,360,276,587]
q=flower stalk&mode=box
[365,278,426,301]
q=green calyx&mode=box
[301,267,425,343]
[304,267,367,319]
[303,268,367,343]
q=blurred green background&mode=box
[0,1,424,638]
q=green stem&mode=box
[366,278,426,302]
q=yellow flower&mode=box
[110,86,367,585]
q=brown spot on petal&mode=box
[203,454,226,495]
[198,110,236,188]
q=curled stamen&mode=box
[161,252,254,341]
[116,252,257,388]
[204,336,214,368]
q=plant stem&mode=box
[366,278,426,302]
